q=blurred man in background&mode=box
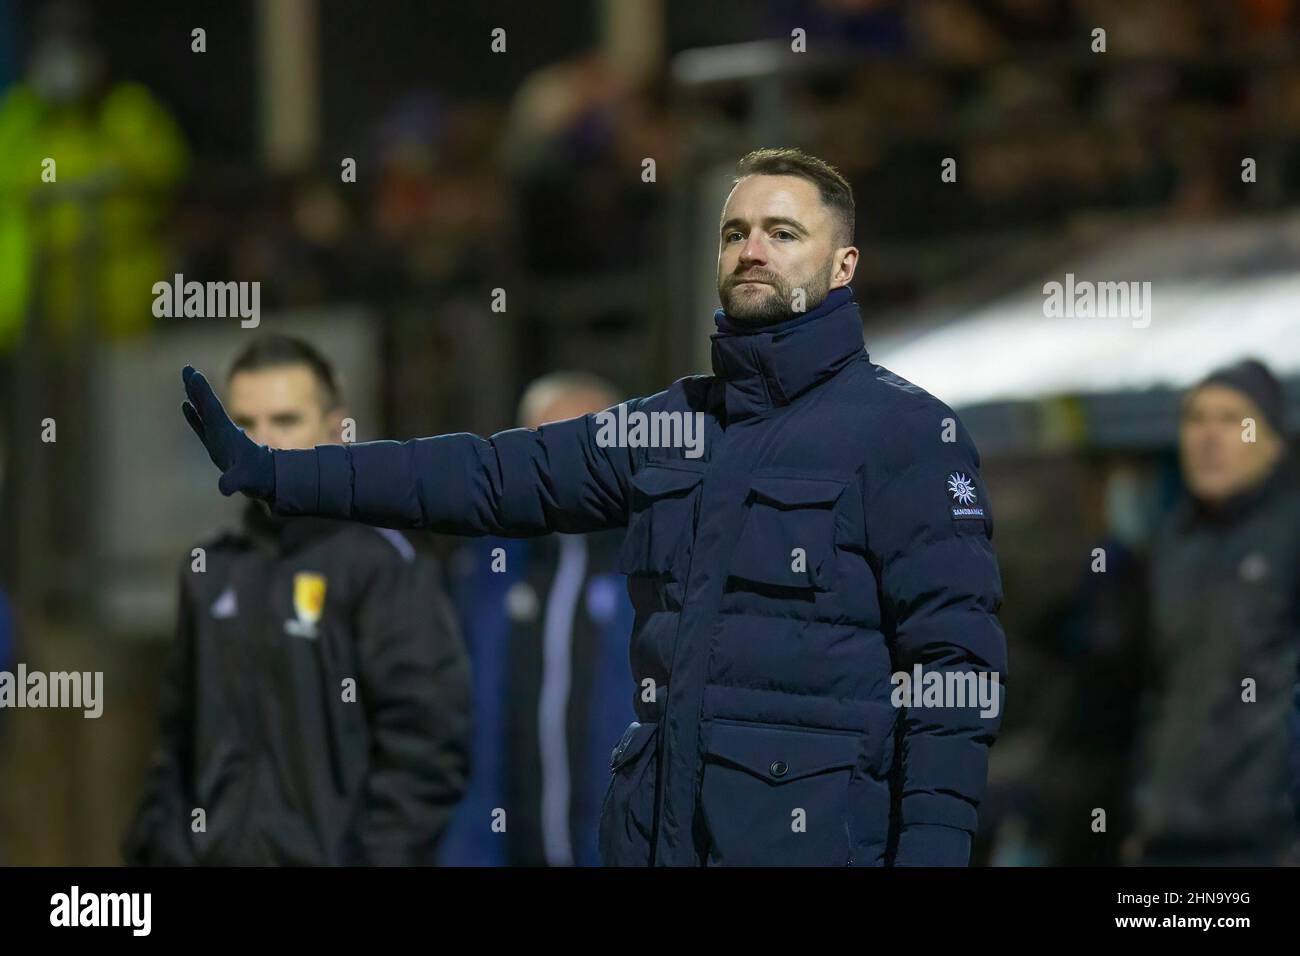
[125,334,470,865]
[1129,358,1299,865]
[439,371,636,867]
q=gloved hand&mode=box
[181,365,276,500]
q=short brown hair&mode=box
[733,147,855,248]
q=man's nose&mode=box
[739,234,767,262]
[1197,431,1228,455]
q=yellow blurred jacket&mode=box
[0,81,188,351]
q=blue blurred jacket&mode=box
[437,533,635,866]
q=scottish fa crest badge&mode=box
[285,572,327,638]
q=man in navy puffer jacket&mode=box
[180,147,1008,866]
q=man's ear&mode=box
[832,246,859,287]
[1259,419,1285,466]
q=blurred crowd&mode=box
[7,1,1300,352]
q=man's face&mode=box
[1179,383,1282,505]
[227,365,341,450]
[716,174,857,325]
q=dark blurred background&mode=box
[1,0,1299,865]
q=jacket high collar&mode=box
[709,285,865,421]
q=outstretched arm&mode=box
[181,365,633,535]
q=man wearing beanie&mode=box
[1128,358,1299,865]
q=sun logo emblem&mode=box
[947,472,977,505]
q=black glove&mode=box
[181,365,275,500]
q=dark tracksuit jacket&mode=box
[266,286,1009,866]
[1131,460,1300,864]
[438,532,636,867]
[124,502,471,866]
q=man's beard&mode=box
[718,266,832,326]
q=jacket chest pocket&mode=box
[727,474,848,593]
[617,465,705,582]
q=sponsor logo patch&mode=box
[947,472,985,519]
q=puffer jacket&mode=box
[267,286,1009,866]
